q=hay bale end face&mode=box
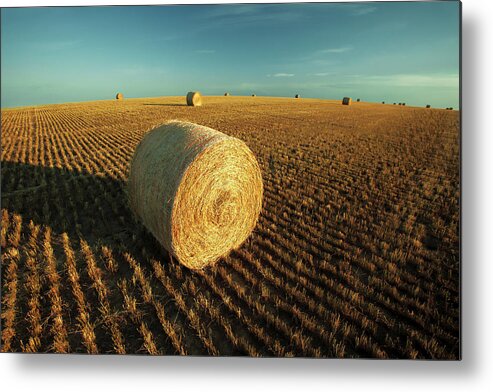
[356,98,360,102]
[342,97,352,105]
[402,103,406,106]
[426,105,431,108]
[128,121,263,270]
[186,91,202,106]
[224,93,230,96]
[382,101,385,104]
[116,93,123,100]
[251,94,256,97]
[295,94,300,98]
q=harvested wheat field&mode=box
[0,95,460,358]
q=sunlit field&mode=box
[1,96,460,358]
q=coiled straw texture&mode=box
[128,121,263,270]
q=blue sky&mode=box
[1,2,460,108]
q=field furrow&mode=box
[0,97,460,358]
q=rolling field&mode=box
[0,96,460,358]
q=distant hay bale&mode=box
[356,98,360,102]
[251,94,256,97]
[295,94,300,98]
[224,93,230,96]
[393,103,396,105]
[402,103,406,106]
[116,93,123,100]
[426,104,431,108]
[398,103,402,106]
[186,91,202,106]
[382,101,385,104]
[128,121,263,270]
[342,97,352,105]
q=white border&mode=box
[2,0,492,391]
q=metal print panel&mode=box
[0,1,460,358]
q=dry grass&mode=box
[0,96,460,358]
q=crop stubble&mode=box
[1,96,460,358]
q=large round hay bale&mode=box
[128,121,263,270]
[251,94,256,97]
[295,94,300,98]
[224,92,230,96]
[342,97,352,105]
[426,104,431,108]
[116,93,123,100]
[186,91,202,106]
[356,98,360,102]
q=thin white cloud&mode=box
[202,4,300,26]
[272,73,295,77]
[318,46,353,54]
[205,4,265,18]
[352,6,377,16]
[313,72,330,77]
[295,46,352,65]
[196,49,216,54]
[347,73,459,88]
[34,40,82,51]
[312,3,377,17]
